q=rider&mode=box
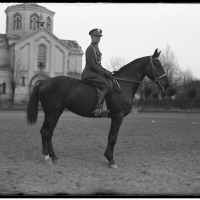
[81,28,113,117]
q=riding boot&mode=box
[93,88,110,117]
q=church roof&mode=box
[61,40,83,54]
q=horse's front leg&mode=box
[104,113,123,169]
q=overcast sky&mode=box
[0,3,200,79]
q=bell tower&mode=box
[5,3,55,45]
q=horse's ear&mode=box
[157,51,161,57]
[152,48,158,58]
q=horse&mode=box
[26,49,169,169]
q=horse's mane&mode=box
[112,57,142,76]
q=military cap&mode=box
[89,28,103,37]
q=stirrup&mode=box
[92,108,110,118]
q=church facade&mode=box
[0,3,83,102]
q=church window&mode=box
[30,13,39,30]
[32,18,37,30]
[38,45,46,68]
[2,82,6,94]
[13,13,21,30]
[46,17,51,31]
[21,76,26,86]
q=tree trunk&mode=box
[12,89,15,105]
[11,82,16,105]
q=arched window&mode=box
[2,82,6,94]
[46,16,51,31]
[30,13,39,30]
[21,76,26,86]
[38,45,46,68]
[13,13,21,30]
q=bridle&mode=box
[145,56,167,83]
[113,56,167,88]
[144,56,167,89]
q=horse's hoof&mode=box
[109,164,118,169]
[53,159,60,165]
[45,159,53,166]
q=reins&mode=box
[113,77,143,84]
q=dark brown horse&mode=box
[27,49,169,168]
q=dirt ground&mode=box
[0,110,200,196]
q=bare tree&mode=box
[143,85,152,108]
[161,90,167,109]
[167,86,176,109]
[106,55,127,72]
[180,68,195,86]
[159,44,180,86]
[8,52,26,103]
[188,87,197,110]
[151,84,159,107]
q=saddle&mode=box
[80,77,122,97]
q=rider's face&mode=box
[92,35,102,43]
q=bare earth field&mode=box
[0,110,200,196]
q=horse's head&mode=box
[145,49,169,90]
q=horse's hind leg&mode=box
[40,110,63,165]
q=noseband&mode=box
[145,56,167,89]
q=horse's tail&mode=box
[26,81,43,125]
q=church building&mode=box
[0,3,83,103]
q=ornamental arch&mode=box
[29,73,50,95]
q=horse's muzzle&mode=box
[156,81,169,91]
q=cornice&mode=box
[5,4,55,16]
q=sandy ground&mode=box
[0,110,200,196]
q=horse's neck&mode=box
[115,56,148,81]
[114,57,149,99]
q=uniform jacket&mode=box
[81,43,107,79]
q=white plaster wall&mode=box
[18,43,30,71]
[0,48,9,68]
[68,55,76,73]
[55,46,64,73]
[76,55,82,73]
[68,54,82,74]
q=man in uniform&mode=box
[81,28,113,117]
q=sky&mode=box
[0,3,200,78]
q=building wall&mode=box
[0,48,9,68]
[0,4,83,103]
[68,54,82,74]
[10,30,70,102]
